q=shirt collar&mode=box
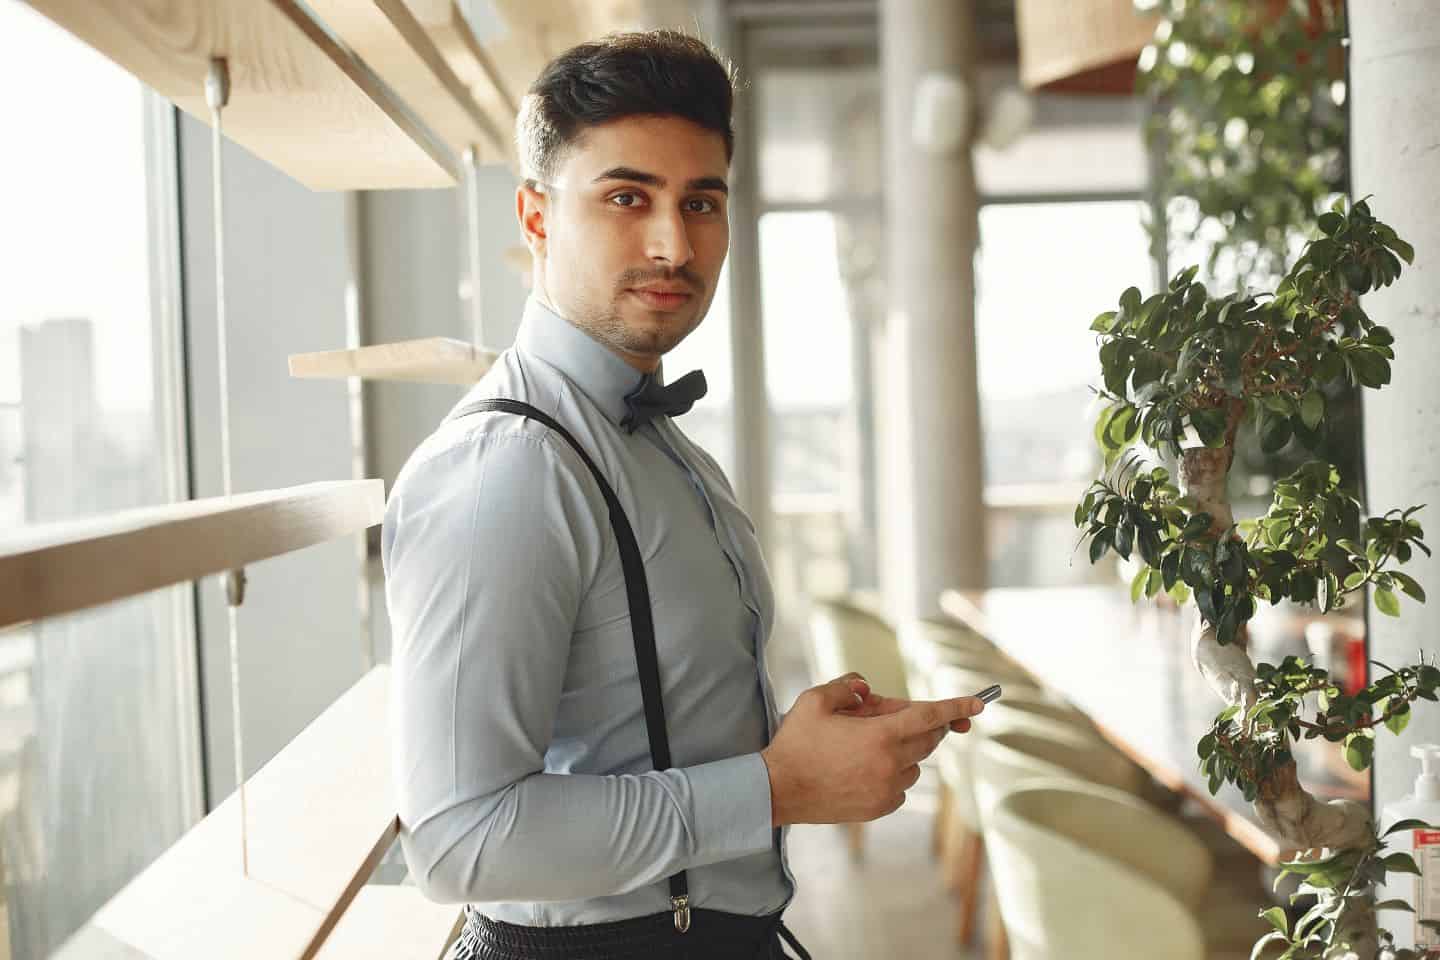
[514,296,659,427]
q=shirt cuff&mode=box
[683,752,775,863]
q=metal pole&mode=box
[205,56,250,875]
[463,147,486,347]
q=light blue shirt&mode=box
[383,296,794,925]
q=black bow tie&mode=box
[621,370,707,433]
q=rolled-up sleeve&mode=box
[382,426,774,905]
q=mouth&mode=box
[627,287,694,311]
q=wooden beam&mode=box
[26,0,458,190]
[0,481,384,629]
[289,339,498,385]
[68,668,412,959]
[405,0,520,166]
[310,0,508,159]
[316,886,463,960]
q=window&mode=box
[975,200,1155,586]
[0,3,201,955]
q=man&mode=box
[383,30,985,960]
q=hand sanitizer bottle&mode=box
[1377,744,1440,954]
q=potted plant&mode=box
[1076,195,1429,957]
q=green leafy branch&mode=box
[1239,461,1429,618]
[1079,202,1426,643]
[1251,816,1440,959]
[1090,200,1411,470]
[1198,656,1440,801]
[1077,458,1428,642]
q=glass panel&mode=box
[761,212,856,503]
[756,66,881,205]
[975,200,1154,586]
[0,3,197,956]
[759,211,871,667]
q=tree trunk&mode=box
[1180,443,1377,956]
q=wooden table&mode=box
[938,586,1368,865]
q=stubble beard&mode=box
[567,277,707,362]
[582,299,696,358]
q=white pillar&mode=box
[1351,2,1440,816]
[878,0,988,620]
[724,24,773,556]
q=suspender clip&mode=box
[670,894,691,933]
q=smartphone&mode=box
[973,684,1002,704]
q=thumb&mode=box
[811,674,867,713]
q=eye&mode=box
[685,196,720,215]
[608,191,645,208]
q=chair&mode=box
[806,595,909,862]
[930,674,1097,841]
[807,595,909,701]
[897,618,1034,700]
[972,727,1146,827]
[931,688,1112,948]
[984,780,1275,960]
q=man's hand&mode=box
[760,673,985,827]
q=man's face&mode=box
[517,114,730,372]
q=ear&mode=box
[516,181,547,256]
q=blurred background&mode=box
[2,0,1437,957]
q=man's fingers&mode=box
[898,763,922,792]
[808,673,869,712]
[949,717,972,734]
[898,726,948,767]
[839,693,911,718]
[888,695,986,737]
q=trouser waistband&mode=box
[453,904,812,960]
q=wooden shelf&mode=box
[60,668,423,959]
[0,480,384,630]
[311,0,507,161]
[316,886,462,960]
[289,339,497,385]
[27,0,458,190]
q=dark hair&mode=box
[517,30,737,183]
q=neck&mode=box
[534,286,661,375]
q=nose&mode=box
[645,207,694,268]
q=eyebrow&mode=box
[591,166,729,195]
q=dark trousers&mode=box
[448,906,813,960]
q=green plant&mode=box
[1138,0,1347,288]
[1076,199,1429,958]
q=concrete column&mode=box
[723,23,774,556]
[1350,2,1440,818]
[877,0,988,620]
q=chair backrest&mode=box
[898,619,1034,681]
[980,697,1095,737]
[972,726,1145,825]
[939,713,1084,833]
[986,779,1211,960]
[807,595,909,699]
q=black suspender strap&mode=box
[445,398,692,933]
